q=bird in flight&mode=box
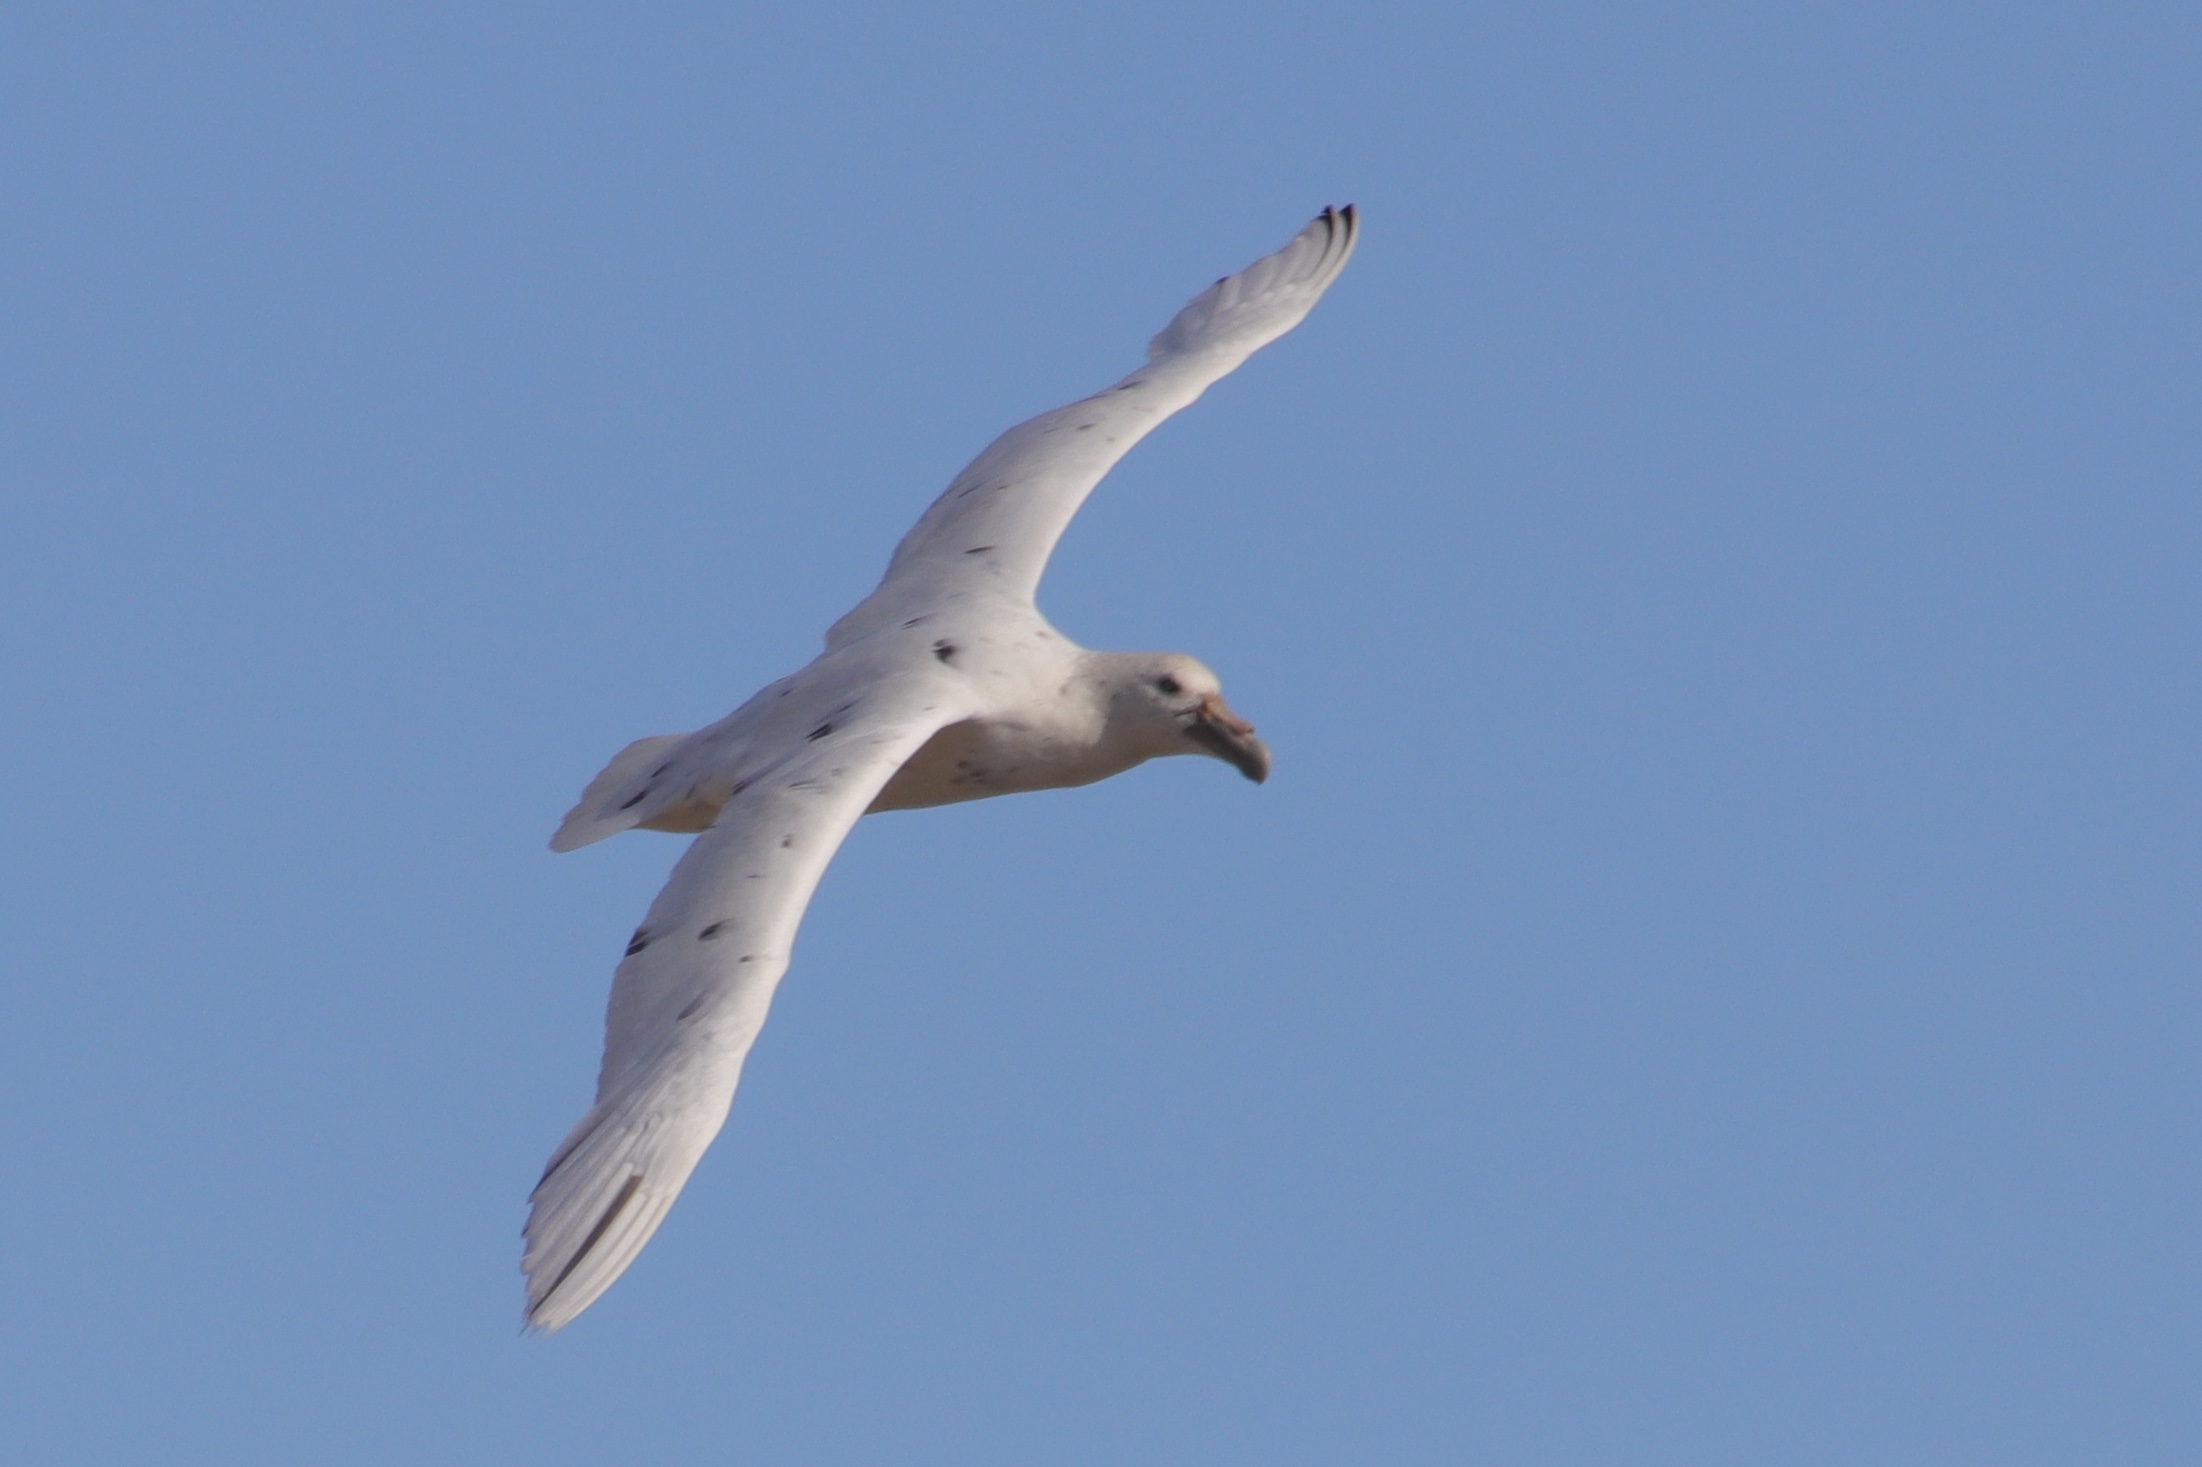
[525,206,1359,1331]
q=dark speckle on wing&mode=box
[698,921,727,940]
[625,928,651,956]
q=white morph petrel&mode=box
[525,207,1358,1331]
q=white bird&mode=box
[524,206,1359,1332]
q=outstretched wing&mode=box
[523,667,968,1332]
[825,205,1358,646]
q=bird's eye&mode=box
[1156,676,1182,696]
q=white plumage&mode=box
[525,207,1358,1332]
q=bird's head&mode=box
[1104,652,1271,784]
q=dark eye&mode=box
[1156,676,1182,696]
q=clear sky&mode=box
[3,3,2196,1462]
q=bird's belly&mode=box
[867,717,1129,813]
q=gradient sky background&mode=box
[4,3,2197,1463]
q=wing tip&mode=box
[523,1148,676,1334]
[1145,204,1360,363]
[1307,203,1359,279]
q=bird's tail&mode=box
[548,732,694,851]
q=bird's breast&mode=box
[866,711,1131,813]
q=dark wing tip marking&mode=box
[539,1171,646,1308]
[933,640,958,663]
[698,921,726,940]
[807,722,834,740]
[618,790,650,810]
[624,928,651,956]
[1322,204,1357,260]
[964,545,995,554]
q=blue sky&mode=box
[3,3,2197,1462]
